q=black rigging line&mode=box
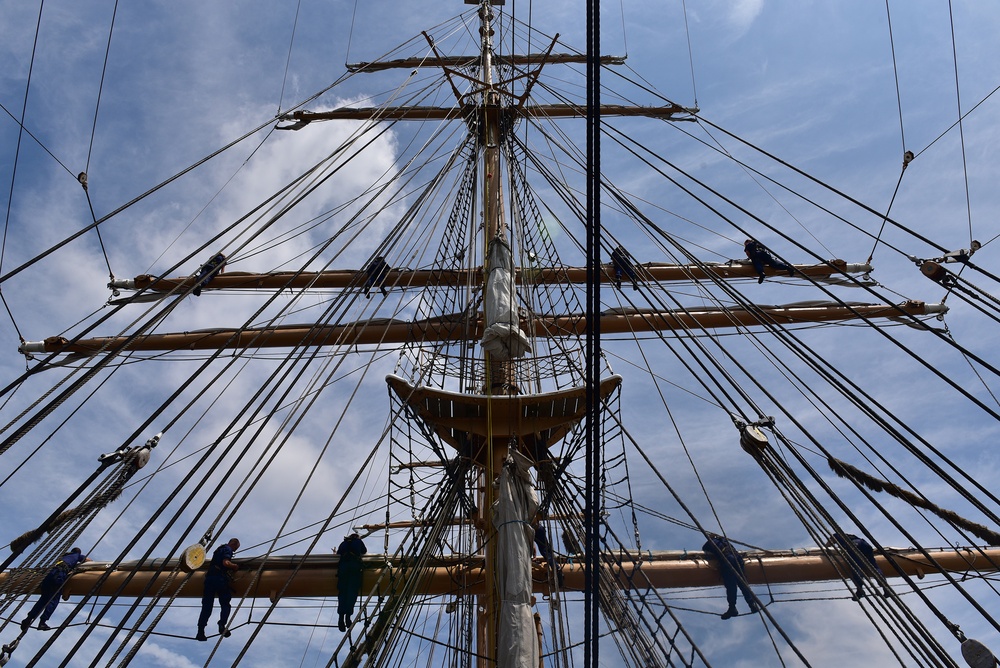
[80,243,422,663]
[345,0,360,68]
[80,0,118,282]
[581,136,1000,542]
[67,110,460,660]
[681,0,698,108]
[946,0,975,247]
[34,178,411,660]
[0,60,359,289]
[914,80,1000,162]
[1,0,44,277]
[602,119,1000,411]
[865,166,908,266]
[84,188,114,280]
[544,425,713,666]
[747,446,956,667]
[85,0,118,175]
[528,91,1000,513]
[0,115,275,287]
[277,0,303,116]
[585,1,602,659]
[0,101,75,178]
[884,0,906,155]
[0,292,25,344]
[691,116,959,259]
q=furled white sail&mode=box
[493,451,540,668]
[481,237,532,360]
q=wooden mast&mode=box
[477,2,504,662]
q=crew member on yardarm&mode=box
[702,534,758,620]
[827,532,888,600]
[21,547,91,632]
[533,519,564,586]
[337,532,367,631]
[744,239,794,283]
[192,252,226,296]
[363,256,390,298]
[611,245,640,291]
[197,538,240,641]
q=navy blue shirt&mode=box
[337,537,367,572]
[60,551,87,569]
[206,544,235,578]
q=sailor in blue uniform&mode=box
[197,538,240,641]
[744,239,794,283]
[702,534,757,619]
[611,246,640,290]
[21,547,90,631]
[337,533,367,631]
[534,522,564,586]
[364,256,390,297]
[828,532,885,600]
[192,252,227,296]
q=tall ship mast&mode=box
[2,2,1000,666]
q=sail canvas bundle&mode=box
[493,451,540,668]
[481,237,532,360]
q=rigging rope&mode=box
[1,0,44,278]
[946,0,975,248]
[277,0,304,116]
[84,0,119,177]
[828,458,1000,545]
[865,159,910,266]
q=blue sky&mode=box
[2,1,1000,666]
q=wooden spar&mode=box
[345,53,627,73]
[19,300,946,356]
[110,259,870,295]
[3,547,996,600]
[279,103,691,124]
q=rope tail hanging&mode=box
[9,434,159,556]
[828,457,1000,545]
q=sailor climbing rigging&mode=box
[533,520,563,586]
[20,547,91,632]
[702,535,757,620]
[336,533,367,631]
[197,538,240,641]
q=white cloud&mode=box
[728,0,766,37]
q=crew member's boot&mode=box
[196,627,208,642]
[338,614,346,632]
[721,606,738,620]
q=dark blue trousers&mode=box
[25,571,67,624]
[199,575,232,628]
